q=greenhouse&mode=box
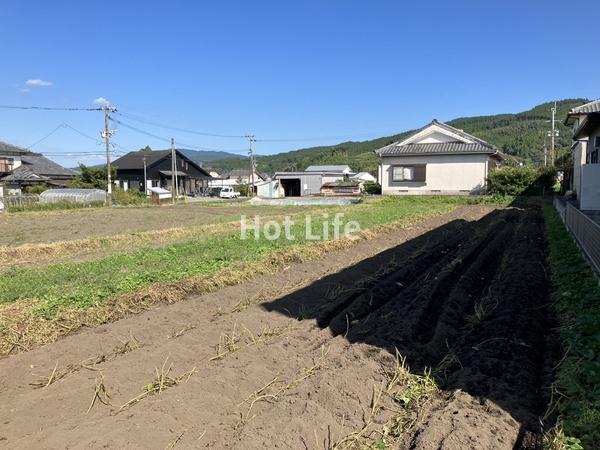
[39,188,106,204]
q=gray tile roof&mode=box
[376,142,497,156]
[569,99,600,115]
[20,153,76,177]
[0,141,30,155]
[1,167,50,182]
[375,120,497,157]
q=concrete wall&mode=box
[573,140,587,197]
[380,154,491,195]
[580,164,600,210]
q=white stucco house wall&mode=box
[375,120,503,195]
[565,100,600,211]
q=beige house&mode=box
[375,120,503,195]
[565,100,600,210]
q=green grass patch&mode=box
[543,204,600,448]
[0,196,501,320]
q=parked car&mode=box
[219,186,241,199]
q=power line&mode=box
[117,111,247,138]
[0,104,102,111]
[27,123,68,149]
[109,117,248,154]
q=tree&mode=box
[139,145,153,152]
[71,164,116,190]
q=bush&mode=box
[487,166,557,196]
[25,184,50,195]
[363,182,382,195]
[112,189,149,206]
[237,184,250,197]
[8,200,104,213]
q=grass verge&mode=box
[543,204,600,449]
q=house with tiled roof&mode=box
[375,120,503,195]
[0,142,76,195]
[565,99,600,210]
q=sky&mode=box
[0,0,598,167]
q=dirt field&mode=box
[0,204,556,449]
[0,202,312,245]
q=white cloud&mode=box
[93,97,111,107]
[25,79,53,87]
[19,88,31,93]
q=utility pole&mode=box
[247,133,256,197]
[142,156,147,195]
[171,138,176,205]
[101,105,117,205]
[547,101,559,166]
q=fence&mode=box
[1,194,40,209]
[556,198,600,277]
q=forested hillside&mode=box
[205,99,588,175]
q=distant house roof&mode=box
[375,120,500,158]
[112,150,172,169]
[305,165,351,173]
[0,143,75,183]
[0,141,30,156]
[20,153,76,178]
[112,150,211,178]
[1,167,50,182]
[351,172,376,181]
[224,168,267,181]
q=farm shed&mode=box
[39,188,106,204]
[321,181,361,196]
[273,171,349,197]
[256,179,283,198]
[148,187,172,205]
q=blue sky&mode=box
[0,0,598,167]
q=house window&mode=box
[0,158,14,173]
[391,165,426,182]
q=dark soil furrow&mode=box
[325,211,512,337]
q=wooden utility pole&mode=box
[142,156,147,195]
[171,138,176,204]
[247,133,255,197]
[101,106,117,205]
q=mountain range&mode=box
[194,99,588,176]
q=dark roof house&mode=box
[112,149,212,194]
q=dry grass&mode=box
[118,358,197,413]
[168,323,197,339]
[87,372,112,413]
[29,334,142,389]
[332,350,438,449]
[239,345,329,424]
[209,322,241,361]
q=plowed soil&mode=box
[0,204,556,449]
